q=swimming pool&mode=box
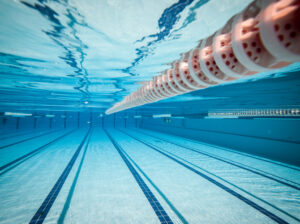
[0,0,300,223]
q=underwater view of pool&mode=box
[0,0,299,223]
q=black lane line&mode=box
[120,130,289,224]
[138,128,300,172]
[29,128,91,224]
[130,129,300,191]
[0,130,35,141]
[0,129,59,150]
[104,130,174,224]
[0,129,75,175]
[57,128,93,224]
[120,145,188,224]
[121,130,300,223]
[147,123,300,144]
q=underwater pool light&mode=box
[106,0,300,114]
[45,114,55,118]
[153,114,172,118]
[4,112,32,117]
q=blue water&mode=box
[0,0,300,223]
[0,0,258,112]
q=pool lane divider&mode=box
[29,128,91,224]
[0,129,61,150]
[104,129,174,224]
[57,128,93,224]
[131,129,300,191]
[120,130,289,224]
[0,129,76,175]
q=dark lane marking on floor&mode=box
[137,128,300,172]
[57,128,93,224]
[119,140,188,224]
[146,123,300,144]
[121,130,289,224]
[131,129,300,191]
[122,130,300,223]
[0,129,75,176]
[0,130,36,141]
[0,129,60,150]
[29,128,91,224]
[105,130,174,224]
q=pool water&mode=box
[0,0,300,223]
[0,0,255,111]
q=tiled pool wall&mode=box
[2,111,299,166]
[0,112,139,130]
[140,116,300,167]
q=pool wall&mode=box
[1,112,299,166]
[140,116,300,166]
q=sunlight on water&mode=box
[0,0,253,111]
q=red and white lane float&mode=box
[106,0,300,114]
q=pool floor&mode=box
[0,128,299,224]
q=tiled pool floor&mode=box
[0,128,299,224]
